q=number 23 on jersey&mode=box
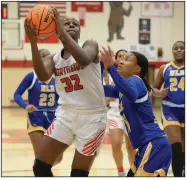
[39,93,55,107]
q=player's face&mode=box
[117,52,141,77]
[116,51,128,63]
[63,18,80,40]
[172,42,184,62]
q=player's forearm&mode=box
[104,85,119,98]
[108,65,138,101]
[60,31,92,67]
[14,94,28,109]
[30,40,50,81]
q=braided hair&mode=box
[130,51,152,92]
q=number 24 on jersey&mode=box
[170,77,184,91]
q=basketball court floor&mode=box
[2,108,173,177]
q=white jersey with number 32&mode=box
[53,47,106,109]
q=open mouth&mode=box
[117,66,122,69]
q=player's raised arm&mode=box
[100,47,143,102]
[24,19,54,81]
[53,8,99,67]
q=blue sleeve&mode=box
[100,61,104,84]
[14,72,34,109]
[104,85,119,98]
[108,65,140,102]
[100,61,119,98]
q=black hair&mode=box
[131,51,152,92]
[172,41,185,49]
[115,49,127,60]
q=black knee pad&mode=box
[71,169,89,177]
[33,158,53,177]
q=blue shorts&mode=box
[131,136,172,176]
[162,105,185,128]
[27,111,55,133]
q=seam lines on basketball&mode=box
[39,12,54,31]
[38,6,46,36]
[37,20,54,31]
[34,8,54,31]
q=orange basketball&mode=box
[26,5,56,38]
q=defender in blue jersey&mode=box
[103,49,136,176]
[14,49,60,163]
[154,41,185,177]
[100,47,172,176]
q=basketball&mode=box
[26,5,56,38]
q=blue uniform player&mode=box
[154,41,185,177]
[14,49,60,164]
[100,47,172,176]
[103,49,136,176]
[14,72,58,132]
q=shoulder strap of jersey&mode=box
[53,45,64,61]
[28,72,37,90]
[163,62,172,77]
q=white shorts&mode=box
[45,106,107,156]
[107,107,127,133]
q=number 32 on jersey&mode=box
[60,74,83,93]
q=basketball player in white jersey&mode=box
[25,8,107,177]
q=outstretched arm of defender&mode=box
[24,19,54,81]
[100,46,140,102]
